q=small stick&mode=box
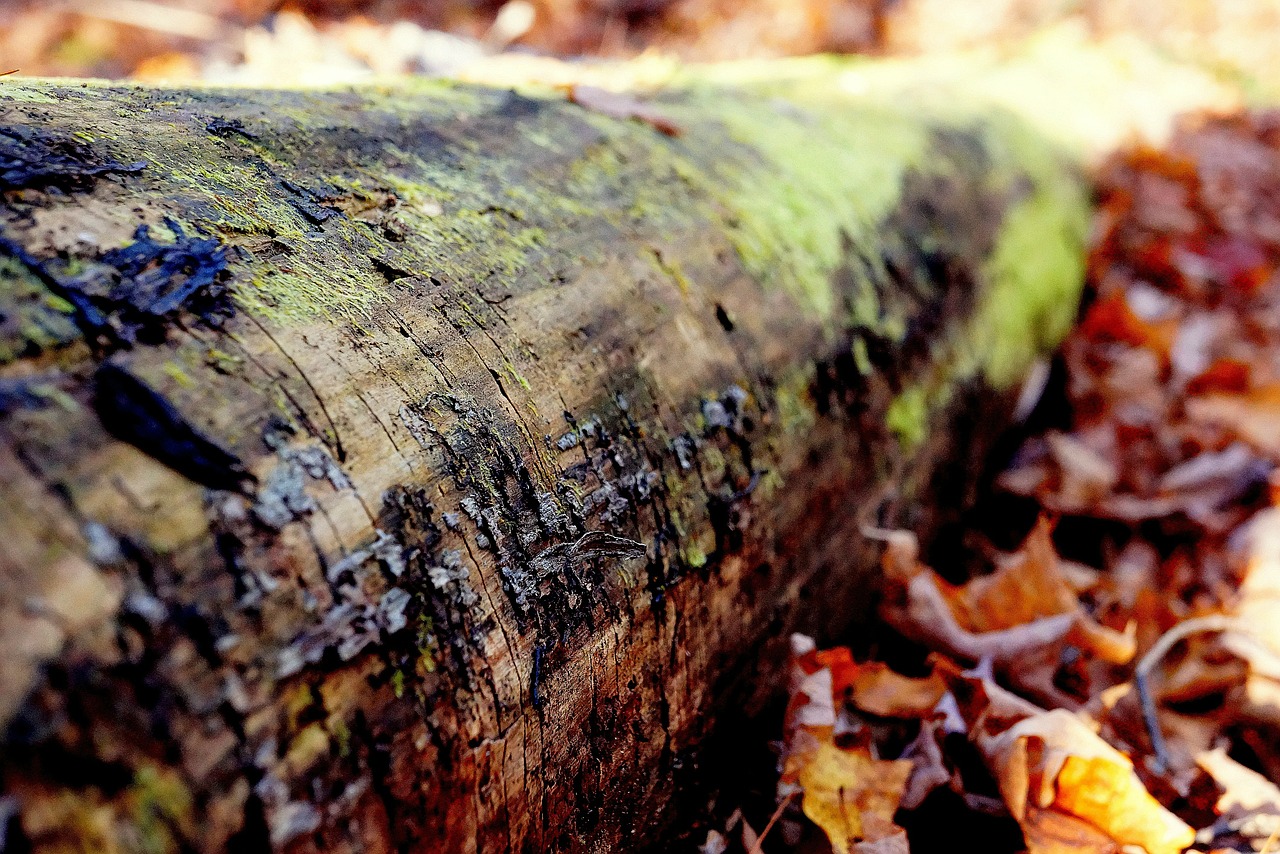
[749,790,796,854]
[1132,615,1235,772]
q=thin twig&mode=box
[1132,615,1235,772]
[749,790,795,854]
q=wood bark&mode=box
[0,68,1088,852]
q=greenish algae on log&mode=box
[0,67,1084,853]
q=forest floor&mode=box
[710,111,1280,854]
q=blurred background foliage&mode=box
[1,0,1279,97]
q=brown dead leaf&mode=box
[567,84,682,136]
[1196,747,1280,848]
[877,521,1134,674]
[1187,387,1280,458]
[942,518,1080,630]
[1018,806,1122,854]
[938,666,1194,854]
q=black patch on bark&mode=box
[280,179,343,225]
[714,303,734,332]
[95,220,231,320]
[0,125,145,193]
[814,126,1018,417]
[92,362,254,493]
[0,219,233,348]
[205,117,258,141]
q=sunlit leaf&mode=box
[790,741,913,854]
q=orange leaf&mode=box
[815,648,947,719]
[1055,754,1194,854]
[1186,358,1251,396]
[1078,292,1175,355]
[940,519,1078,631]
[981,709,1194,854]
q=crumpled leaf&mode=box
[567,84,683,136]
[877,522,1135,683]
[1017,806,1123,854]
[1196,747,1280,848]
[783,635,917,852]
[899,721,954,810]
[946,668,1195,854]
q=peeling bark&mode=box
[0,69,1087,853]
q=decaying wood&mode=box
[0,50,1205,852]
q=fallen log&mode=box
[0,43,1226,853]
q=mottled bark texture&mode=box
[0,69,1087,853]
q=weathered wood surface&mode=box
[0,66,1092,853]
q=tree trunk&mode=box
[0,65,1088,853]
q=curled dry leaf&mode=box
[1195,748,1280,849]
[899,723,950,810]
[567,84,683,136]
[941,667,1195,854]
[1016,806,1123,854]
[877,521,1134,678]
[813,646,947,719]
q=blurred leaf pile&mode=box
[736,114,1280,854]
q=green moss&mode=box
[282,682,314,730]
[648,248,693,295]
[42,293,76,314]
[885,384,929,449]
[682,540,708,568]
[331,716,353,758]
[969,139,1089,388]
[161,361,195,389]
[285,723,331,772]
[204,347,243,373]
[0,256,81,362]
[774,365,818,435]
[0,82,58,103]
[678,93,932,320]
[128,765,193,854]
[391,668,406,699]
[416,613,439,674]
[503,359,532,392]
